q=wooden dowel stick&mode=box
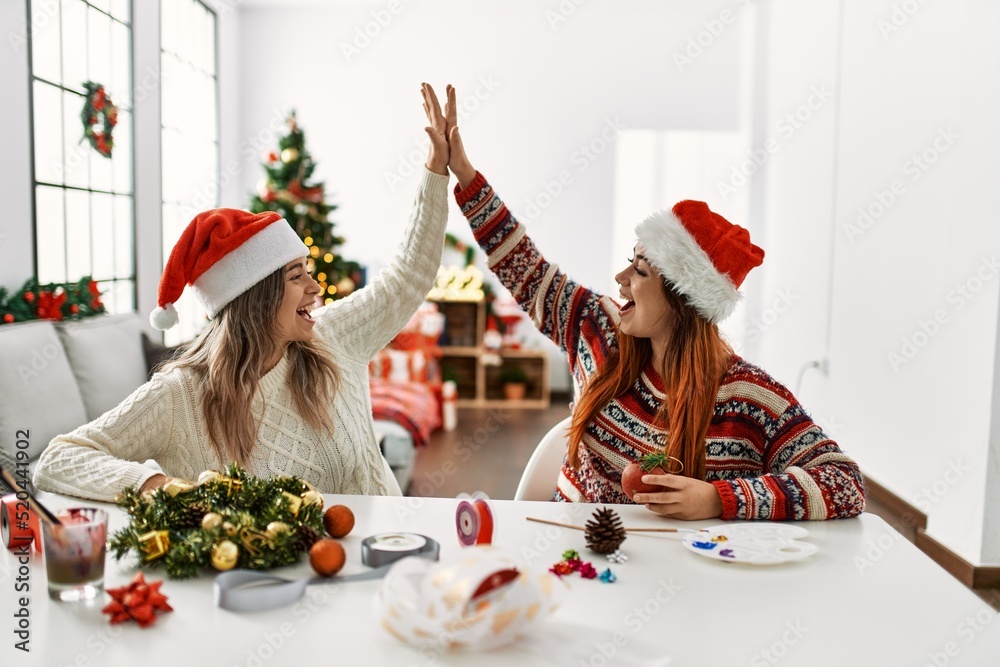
[526,516,684,533]
[0,466,63,526]
[526,517,585,531]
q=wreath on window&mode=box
[81,81,118,158]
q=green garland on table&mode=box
[108,464,326,579]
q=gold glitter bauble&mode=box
[201,512,223,530]
[266,521,290,540]
[211,540,239,571]
[280,147,300,163]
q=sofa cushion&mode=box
[141,332,186,380]
[0,320,88,462]
[57,313,149,421]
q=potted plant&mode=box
[499,366,530,401]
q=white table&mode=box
[2,494,998,666]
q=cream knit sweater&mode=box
[33,169,449,502]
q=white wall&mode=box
[0,1,36,290]
[752,0,1000,566]
[233,0,745,391]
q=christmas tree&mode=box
[249,111,362,304]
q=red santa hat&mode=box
[150,208,308,330]
[634,200,764,324]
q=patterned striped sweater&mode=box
[456,172,865,520]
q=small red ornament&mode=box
[2,314,14,324]
[70,304,79,315]
[102,572,173,627]
[267,151,278,163]
[549,561,574,577]
[23,291,35,303]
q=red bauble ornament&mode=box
[102,572,173,627]
[2,314,14,323]
[323,505,355,538]
[621,452,678,501]
[309,539,346,577]
[70,304,79,314]
[23,291,35,303]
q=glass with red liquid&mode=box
[41,507,108,602]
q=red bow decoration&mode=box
[287,179,324,203]
[102,573,173,627]
[36,290,66,321]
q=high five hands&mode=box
[421,83,476,188]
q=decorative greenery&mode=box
[249,111,362,305]
[109,464,325,579]
[639,451,672,471]
[0,276,105,325]
[81,81,118,158]
[499,365,529,385]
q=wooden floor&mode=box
[409,397,1000,612]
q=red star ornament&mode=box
[102,572,173,627]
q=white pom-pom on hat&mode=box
[150,303,179,330]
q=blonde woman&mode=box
[34,84,452,501]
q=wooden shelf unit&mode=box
[432,298,550,409]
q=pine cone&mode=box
[585,507,626,554]
[175,503,207,529]
[296,525,321,551]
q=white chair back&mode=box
[514,416,572,501]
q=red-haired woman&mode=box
[442,86,864,520]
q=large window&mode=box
[30,0,134,313]
[161,0,219,345]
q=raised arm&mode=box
[446,86,619,380]
[312,84,450,362]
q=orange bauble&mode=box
[309,539,346,577]
[323,504,355,538]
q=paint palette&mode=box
[681,524,818,565]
